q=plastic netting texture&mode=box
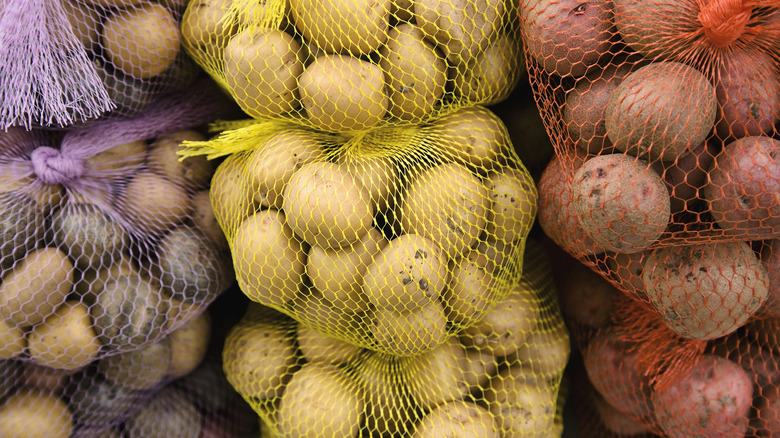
[222,235,569,437]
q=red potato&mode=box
[556,257,621,329]
[605,250,650,299]
[613,0,693,60]
[591,390,653,436]
[762,239,780,318]
[652,354,753,438]
[715,50,780,140]
[572,153,671,254]
[537,151,604,257]
[704,136,780,240]
[653,141,717,214]
[520,0,614,77]
[642,240,769,340]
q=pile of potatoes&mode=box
[208,104,538,356]
[0,126,233,372]
[181,0,524,130]
[222,236,569,437]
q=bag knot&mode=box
[698,0,754,47]
[31,146,84,185]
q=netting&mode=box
[522,1,780,436]
[181,0,526,131]
[222,235,569,437]
[0,80,237,373]
[1,0,203,130]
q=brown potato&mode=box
[484,167,538,244]
[147,130,213,190]
[572,154,670,253]
[98,337,172,390]
[232,209,306,308]
[371,300,449,356]
[102,3,181,79]
[0,390,73,438]
[120,170,191,237]
[28,301,101,371]
[289,0,390,55]
[429,105,510,173]
[704,136,780,240]
[401,337,469,410]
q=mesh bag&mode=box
[0,80,237,373]
[181,102,538,357]
[180,0,526,132]
[1,0,204,130]
[222,235,569,437]
[0,286,260,438]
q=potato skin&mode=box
[484,365,557,437]
[401,337,469,410]
[371,300,449,356]
[642,240,768,340]
[704,136,780,240]
[652,354,752,438]
[289,0,389,55]
[412,400,499,438]
[0,390,73,438]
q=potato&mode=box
[507,324,570,380]
[102,3,181,79]
[520,0,613,77]
[443,246,500,327]
[224,26,303,118]
[297,323,364,365]
[152,226,231,304]
[605,61,717,162]
[0,390,73,438]
[655,140,717,214]
[761,239,780,318]
[91,275,170,349]
[563,64,636,154]
[28,301,101,371]
[363,233,446,312]
[705,136,780,239]
[462,346,498,392]
[299,54,388,132]
[537,151,604,257]
[415,0,504,64]
[125,387,202,438]
[652,354,752,437]
[556,258,621,329]
[167,311,211,378]
[20,362,74,393]
[334,152,400,213]
[210,153,257,232]
[572,154,670,253]
[189,190,229,252]
[379,23,447,120]
[120,170,191,237]
[181,0,237,60]
[289,0,389,55]
[484,366,557,437]
[0,247,72,328]
[222,315,297,400]
[484,167,538,244]
[0,170,63,211]
[412,400,499,438]
[292,286,367,340]
[147,130,213,190]
[0,319,24,359]
[642,240,768,340]
[98,337,171,390]
[401,337,469,410]
[51,201,130,271]
[592,390,653,436]
[246,128,324,209]
[460,280,539,358]
[67,369,144,427]
[62,1,101,51]
[86,140,147,174]
[232,209,306,308]
[401,162,489,258]
[429,105,510,173]
[307,227,386,313]
[452,33,523,105]
[371,300,449,356]
[74,256,143,306]
[283,161,373,249]
[355,352,419,435]
[277,363,364,438]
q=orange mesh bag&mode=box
[0,81,237,378]
[1,0,202,129]
[222,235,569,437]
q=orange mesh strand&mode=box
[697,0,780,47]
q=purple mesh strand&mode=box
[0,0,114,130]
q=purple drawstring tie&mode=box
[30,146,84,185]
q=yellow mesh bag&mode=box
[222,235,569,437]
[181,0,525,131]
[183,102,538,356]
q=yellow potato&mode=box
[224,26,304,118]
[299,54,388,132]
[379,23,447,121]
[102,3,181,79]
[412,400,499,438]
[289,0,390,55]
[283,161,374,249]
[429,105,510,172]
[0,390,73,438]
[181,0,237,61]
[246,128,324,209]
[232,209,306,308]
[401,162,489,258]
[0,318,24,359]
[443,247,499,327]
[453,33,524,105]
[120,170,191,237]
[189,189,230,252]
[506,325,570,381]
[147,130,214,191]
[291,286,367,340]
[62,1,101,50]
[307,227,386,313]
[166,311,212,379]
[86,140,146,174]
[462,346,498,392]
[98,337,172,390]
[296,323,364,365]
[355,351,420,435]
[363,233,447,312]
[0,247,73,328]
[485,368,557,437]
[371,300,449,356]
[28,301,101,371]
[484,167,538,244]
[209,153,257,234]
[401,336,469,410]
[334,152,400,212]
